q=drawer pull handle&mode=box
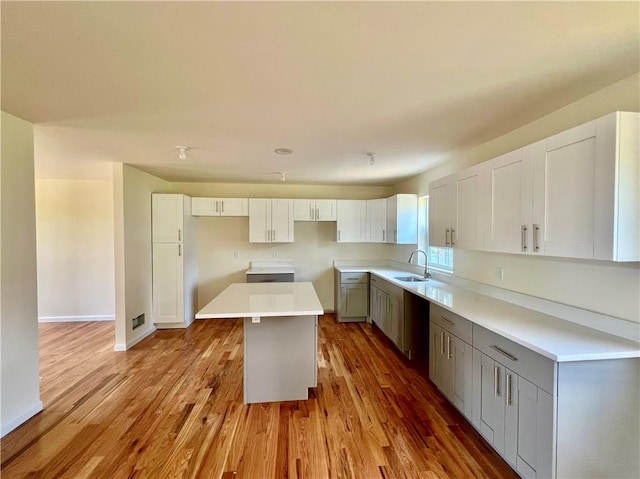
[491,345,518,362]
[439,316,454,326]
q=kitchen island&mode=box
[196,282,323,404]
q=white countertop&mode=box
[335,263,640,362]
[196,282,323,319]
[246,260,295,275]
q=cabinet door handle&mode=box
[451,229,456,246]
[316,207,319,220]
[440,331,445,355]
[178,229,182,241]
[447,335,452,359]
[439,316,454,326]
[494,365,500,397]
[178,244,182,256]
[272,229,275,242]
[338,230,341,241]
[221,200,224,213]
[533,224,540,252]
[382,230,385,242]
[490,345,518,362]
[215,201,219,213]
[445,228,451,246]
[521,225,528,252]
[506,373,513,405]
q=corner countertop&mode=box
[196,282,323,319]
[334,263,640,362]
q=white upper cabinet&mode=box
[249,198,294,243]
[191,197,248,217]
[532,111,639,261]
[483,148,534,254]
[336,200,367,242]
[152,194,187,243]
[429,176,453,248]
[429,168,484,250]
[387,194,418,244]
[294,199,337,221]
[452,166,484,250]
[366,198,387,242]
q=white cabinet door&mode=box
[484,148,534,254]
[152,194,184,243]
[249,199,293,243]
[429,176,452,247]
[452,166,484,250]
[271,199,294,242]
[152,243,184,323]
[294,199,315,221]
[387,194,418,244]
[533,121,597,259]
[337,200,366,242]
[366,198,387,242]
[191,197,248,216]
[219,198,248,216]
[315,199,337,221]
[249,198,271,243]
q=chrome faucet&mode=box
[408,249,431,279]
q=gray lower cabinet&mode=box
[334,271,368,322]
[369,276,405,353]
[429,305,473,418]
[429,307,639,479]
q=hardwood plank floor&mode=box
[1,315,518,479]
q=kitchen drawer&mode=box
[473,325,556,394]
[340,272,368,284]
[430,304,472,344]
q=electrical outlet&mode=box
[234,251,240,259]
[496,267,504,280]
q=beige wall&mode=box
[1,112,42,436]
[35,179,115,320]
[173,182,395,310]
[395,72,640,322]
[114,164,170,349]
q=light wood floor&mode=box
[1,315,518,479]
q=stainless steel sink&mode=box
[394,276,428,283]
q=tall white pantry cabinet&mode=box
[152,194,198,329]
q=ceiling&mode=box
[2,1,639,186]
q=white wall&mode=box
[1,111,42,436]
[35,179,115,321]
[395,72,640,322]
[172,182,395,311]
[113,164,170,350]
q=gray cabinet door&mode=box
[341,283,368,317]
[388,295,403,350]
[429,322,444,390]
[450,335,473,419]
[513,375,554,479]
[479,353,506,455]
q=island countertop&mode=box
[196,282,324,319]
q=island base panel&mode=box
[243,315,317,404]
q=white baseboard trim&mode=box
[113,325,157,352]
[39,315,115,323]
[1,400,44,438]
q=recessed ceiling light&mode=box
[274,148,293,155]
